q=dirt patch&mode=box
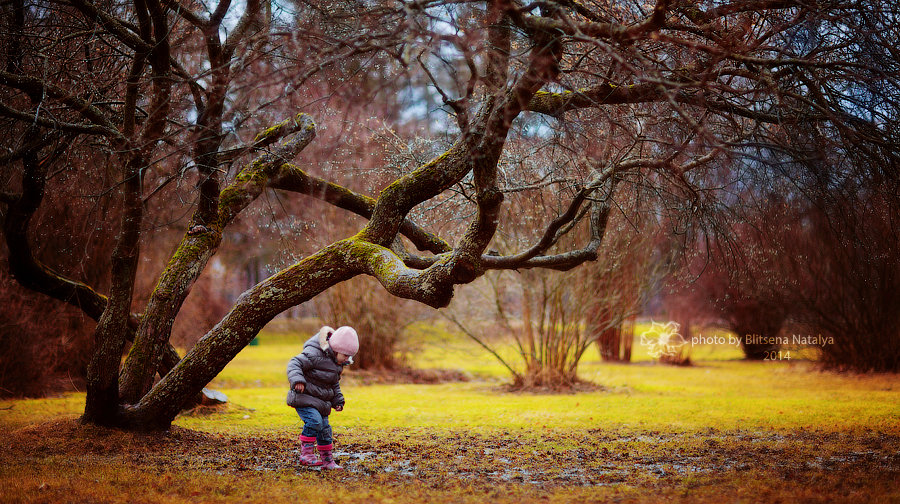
[6,420,899,492]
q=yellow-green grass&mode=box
[216,321,747,389]
[168,359,900,435]
[194,322,894,438]
[3,338,896,436]
[4,362,897,437]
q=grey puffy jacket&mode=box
[286,328,346,416]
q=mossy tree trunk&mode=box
[118,115,317,404]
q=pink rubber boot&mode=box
[317,444,342,470]
[298,436,322,466]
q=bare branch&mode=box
[483,170,616,270]
[0,101,119,136]
[210,0,233,27]
[439,310,523,381]
[479,151,714,272]
[0,71,125,140]
[67,0,152,52]
[161,0,209,28]
[525,83,808,124]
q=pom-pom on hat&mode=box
[329,326,359,356]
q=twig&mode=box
[437,310,523,382]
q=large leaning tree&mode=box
[1,0,890,429]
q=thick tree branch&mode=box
[85,152,145,423]
[518,0,672,43]
[122,45,149,138]
[222,0,261,60]
[1,135,181,387]
[191,0,253,227]
[209,0,232,27]
[526,83,661,115]
[3,143,110,320]
[344,238,456,308]
[269,166,452,255]
[216,115,317,224]
[483,0,511,95]
[445,2,568,285]
[138,0,172,149]
[217,110,320,164]
[526,84,804,124]
[362,136,475,247]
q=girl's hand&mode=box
[334,405,343,412]
[293,383,305,393]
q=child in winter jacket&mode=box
[286,325,359,469]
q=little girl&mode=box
[286,325,359,469]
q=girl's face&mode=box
[335,352,351,365]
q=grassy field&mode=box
[1,322,898,503]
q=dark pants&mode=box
[295,406,332,445]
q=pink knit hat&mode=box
[329,326,359,356]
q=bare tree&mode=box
[318,275,420,371]
[667,219,791,361]
[590,203,667,363]
[2,0,891,428]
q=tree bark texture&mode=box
[83,155,144,425]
